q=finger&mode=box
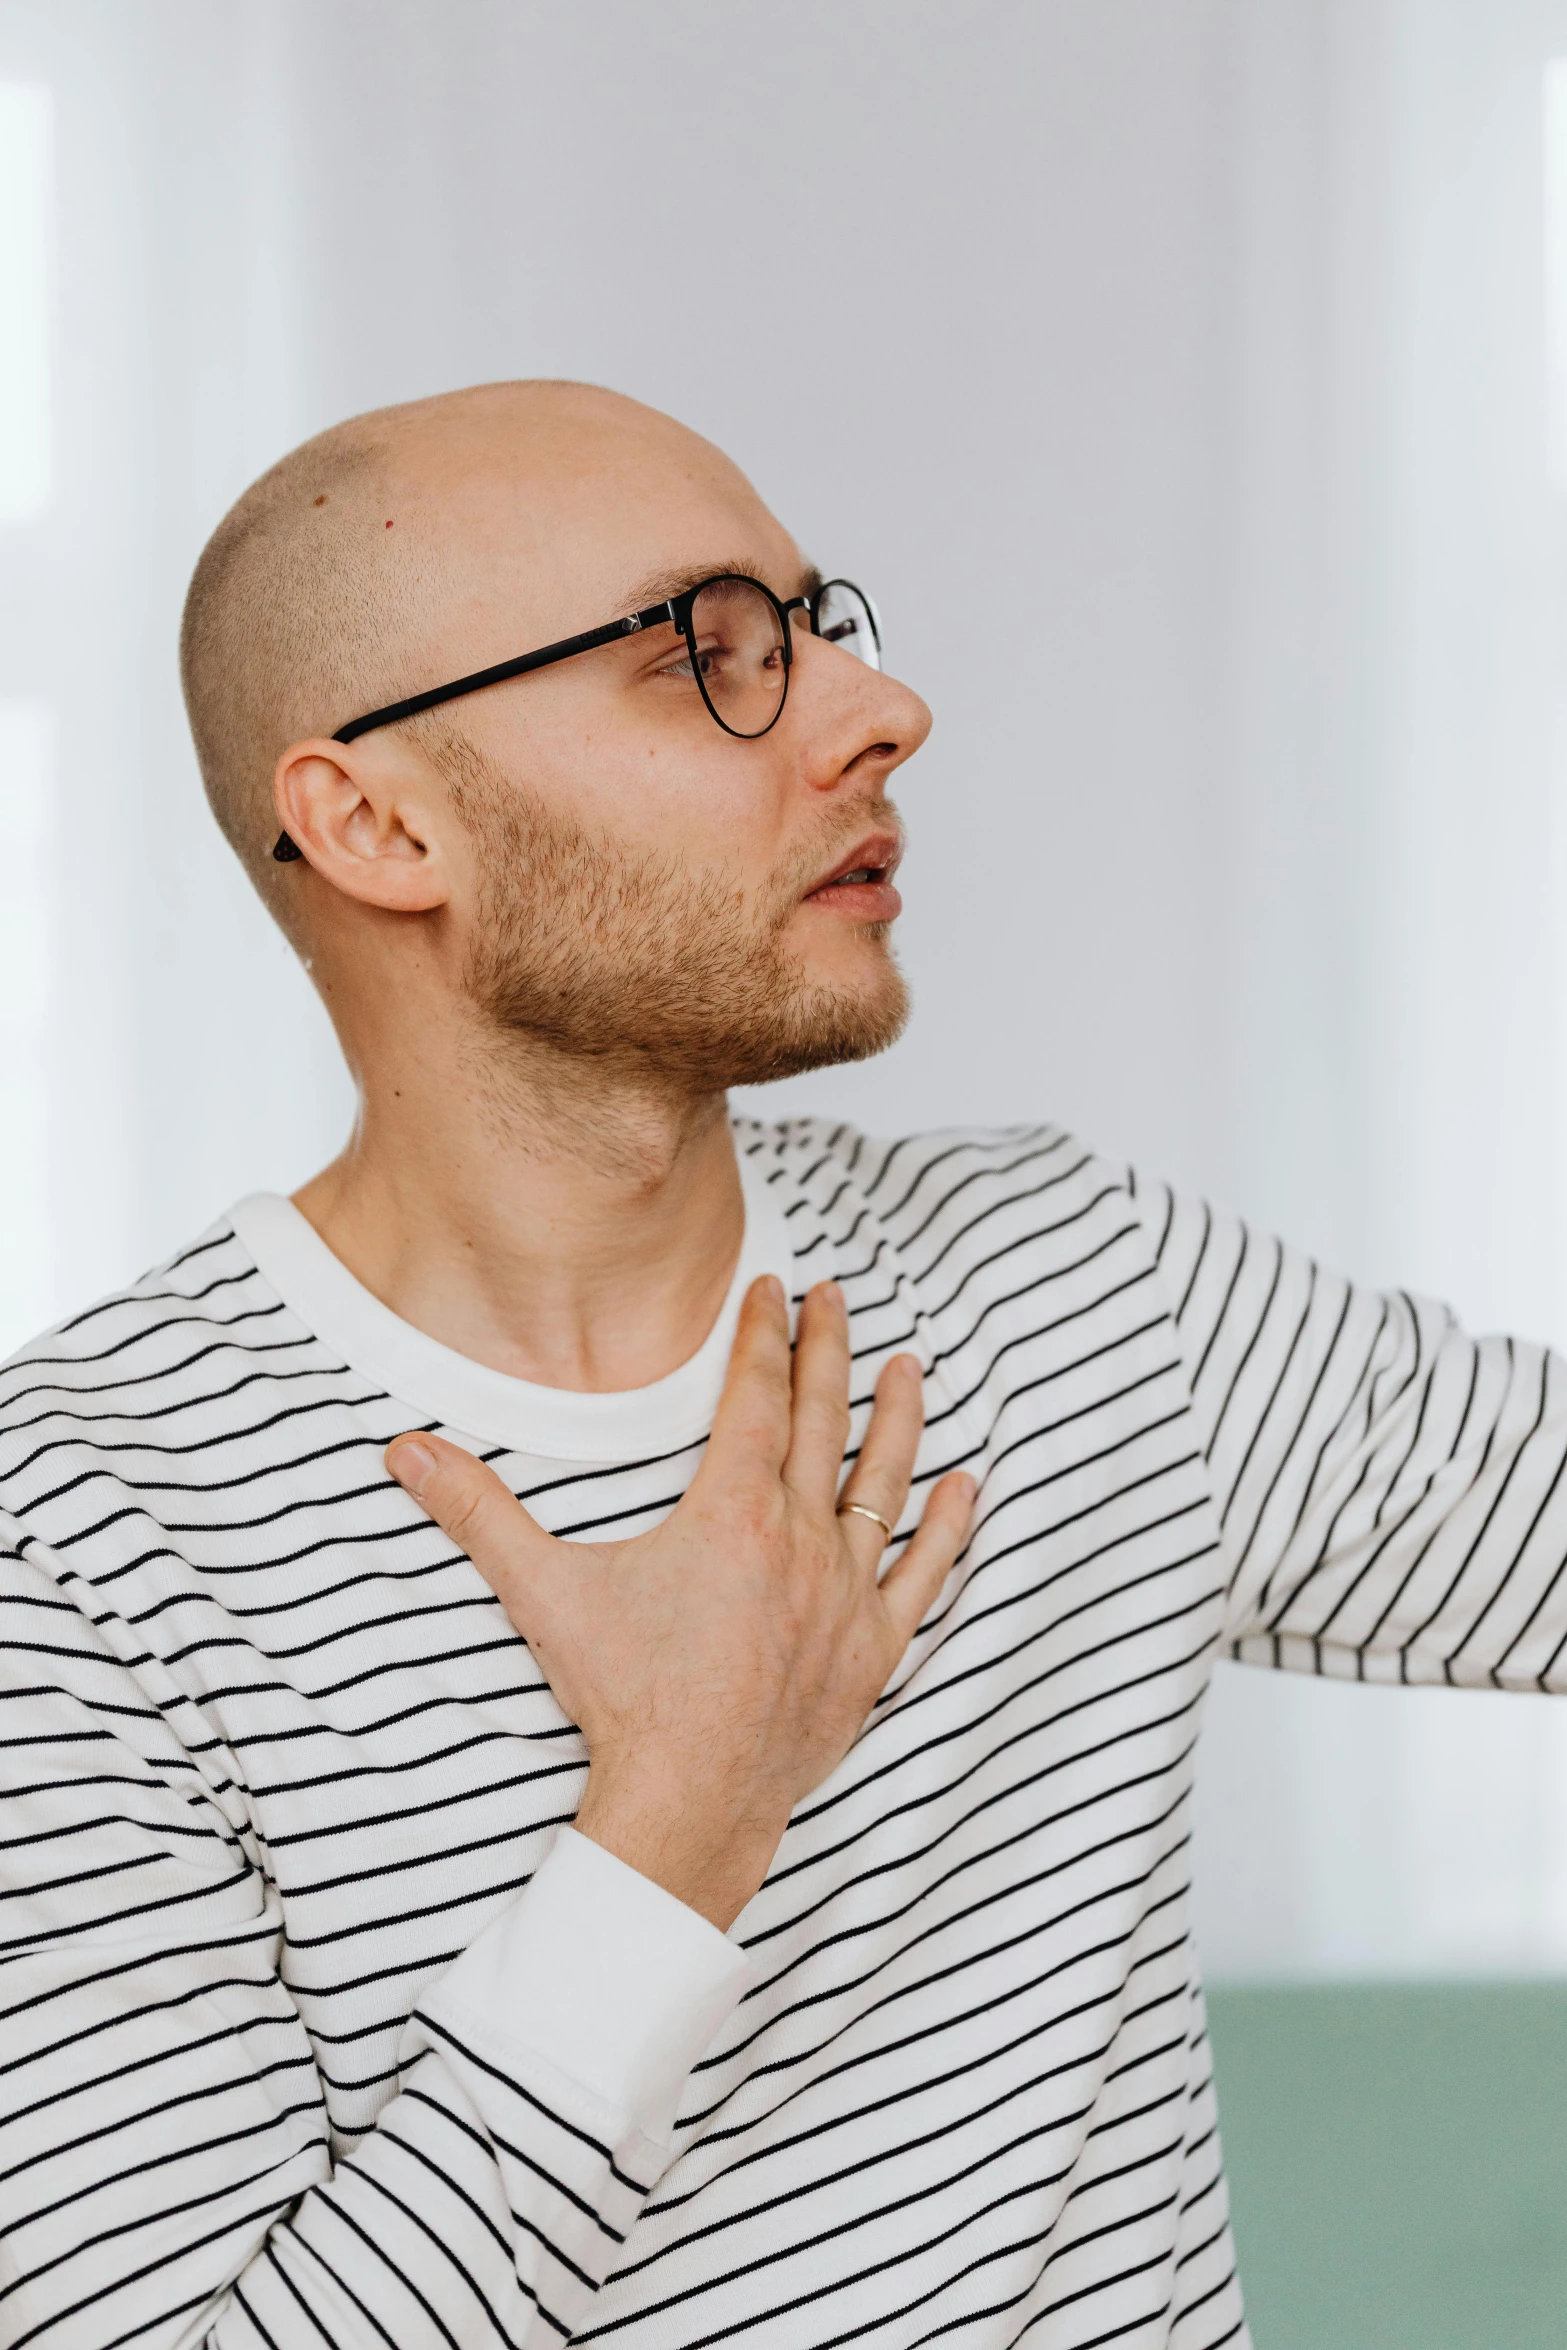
[385,1432,553,1603]
[781,1282,852,1507]
[699,1274,793,1486]
[878,1470,977,1648]
[835,1353,926,1570]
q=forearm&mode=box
[4,1837,746,2350]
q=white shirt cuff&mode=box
[421,1826,748,2145]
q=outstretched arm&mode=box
[1133,1179,1567,1686]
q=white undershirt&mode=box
[229,1145,796,1463]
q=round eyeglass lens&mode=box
[687,576,789,737]
[814,580,881,670]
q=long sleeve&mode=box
[0,1542,746,2350]
[1133,1178,1567,1688]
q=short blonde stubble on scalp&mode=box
[177,380,727,938]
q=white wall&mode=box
[4,0,1567,1976]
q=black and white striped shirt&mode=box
[6,1117,1567,2350]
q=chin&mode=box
[716,960,911,1088]
[795,918,901,992]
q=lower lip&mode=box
[804,875,903,921]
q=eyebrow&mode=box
[620,557,825,611]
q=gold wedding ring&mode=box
[838,1501,894,1543]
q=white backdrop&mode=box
[5,0,1567,1976]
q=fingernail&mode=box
[822,1281,844,1310]
[955,1472,979,1501]
[388,1438,438,1495]
[758,1274,785,1306]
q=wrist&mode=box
[574,1765,786,1931]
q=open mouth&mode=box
[808,833,904,896]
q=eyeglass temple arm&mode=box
[332,600,679,744]
[272,599,679,862]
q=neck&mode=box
[292,1020,745,1394]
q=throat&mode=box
[291,1085,747,1393]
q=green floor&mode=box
[1207,1984,1567,2348]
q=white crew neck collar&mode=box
[227,1144,796,1463]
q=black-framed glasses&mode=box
[272,573,881,861]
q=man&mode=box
[3,381,1564,2350]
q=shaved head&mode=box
[179,380,745,911]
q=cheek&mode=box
[592,740,790,884]
[470,693,793,889]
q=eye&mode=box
[658,634,727,681]
[650,641,699,682]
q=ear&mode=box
[271,737,450,912]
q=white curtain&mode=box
[3,0,1566,1976]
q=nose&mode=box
[791,628,932,791]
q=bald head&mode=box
[179,381,762,910]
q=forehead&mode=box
[409,412,806,639]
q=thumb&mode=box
[386,1431,553,1599]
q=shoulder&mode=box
[735,1113,1139,1238]
[735,1119,1198,1461]
[0,1213,282,1478]
[732,1114,1162,1292]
